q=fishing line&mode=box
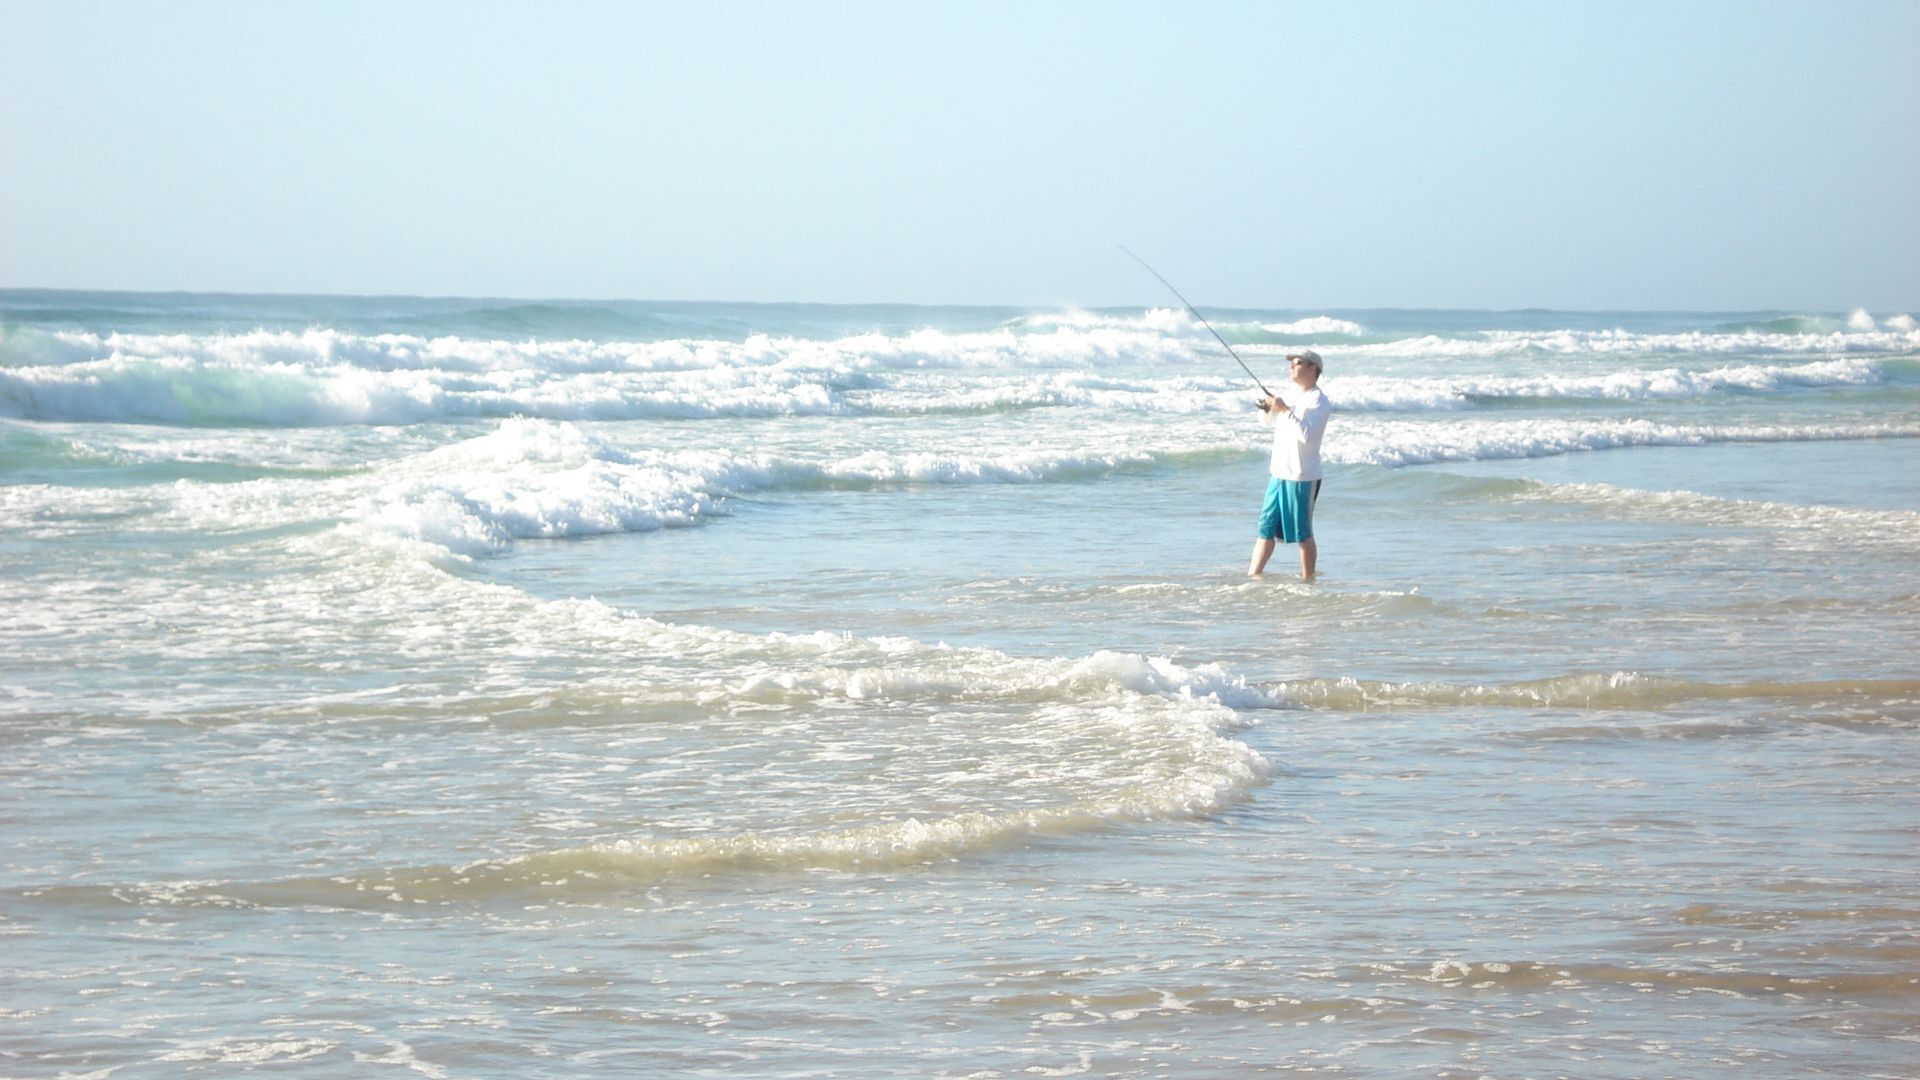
[1120,244,1273,399]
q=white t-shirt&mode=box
[1267,386,1331,481]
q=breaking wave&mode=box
[8,414,1917,554]
[4,317,1913,426]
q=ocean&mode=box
[3,289,1916,1076]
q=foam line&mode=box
[4,319,1911,426]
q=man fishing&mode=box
[1249,349,1331,581]
[1117,248,1334,580]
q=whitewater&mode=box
[3,290,1917,1077]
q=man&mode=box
[1249,349,1332,580]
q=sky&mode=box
[2,0,1916,311]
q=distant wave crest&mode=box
[1260,315,1367,336]
[1,314,1908,426]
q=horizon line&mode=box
[1,284,1911,319]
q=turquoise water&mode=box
[3,291,1917,1075]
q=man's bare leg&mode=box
[1299,536,1317,581]
[1248,537,1276,577]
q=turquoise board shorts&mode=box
[1258,478,1321,543]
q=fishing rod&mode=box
[1120,244,1274,400]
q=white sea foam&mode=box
[0,349,853,425]
[874,355,1892,416]
[338,421,733,557]
[1271,325,1920,361]
[354,436,1134,558]
[1277,672,1920,712]
[3,348,1891,427]
[1009,307,1194,333]
[1019,307,1365,338]
[1320,357,1888,411]
[3,418,1194,553]
[1500,478,1920,544]
[8,533,1276,883]
[346,420,1181,557]
[156,1037,337,1065]
[9,410,1915,552]
[0,324,1189,425]
[7,318,1912,426]
[724,640,1285,714]
[1262,316,1367,336]
[1329,417,1920,468]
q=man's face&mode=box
[1289,357,1320,387]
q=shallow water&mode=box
[3,292,1917,1075]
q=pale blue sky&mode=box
[3,1,1916,310]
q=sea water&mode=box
[2,291,1917,1076]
